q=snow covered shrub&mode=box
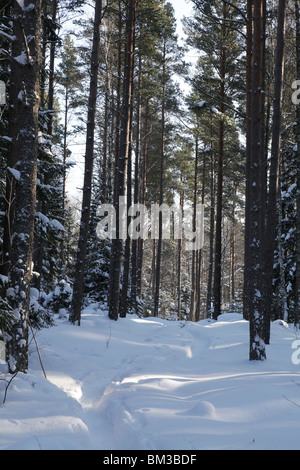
[0,297,15,335]
[273,144,297,323]
[84,238,110,303]
[0,276,15,337]
[0,275,8,299]
[44,279,73,317]
[0,276,53,331]
[29,288,54,330]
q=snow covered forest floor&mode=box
[1,306,300,450]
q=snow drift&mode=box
[0,307,300,450]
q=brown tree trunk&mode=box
[206,148,215,317]
[70,0,103,325]
[263,0,286,343]
[108,0,136,320]
[190,135,199,321]
[5,0,42,373]
[294,0,300,325]
[130,55,142,314]
[213,2,227,320]
[178,189,184,319]
[119,90,134,318]
[243,0,253,321]
[154,39,166,318]
[247,0,266,361]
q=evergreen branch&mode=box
[194,84,248,120]
[220,0,248,23]
[0,30,16,42]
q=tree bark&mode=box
[206,148,215,317]
[153,39,166,318]
[295,0,300,326]
[243,0,253,321]
[247,0,266,361]
[5,0,42,373]
[119,89,134,318]
[213,1,226,320]
[131,54,142,314]
[108,0,136,321]
[190,135,199,321]
[70,0,103,325]
[263,0,286,343]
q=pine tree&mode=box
[108,0,136,321]
[184,0,245,320]
[295,0,300,325]
[263,0,286,344]
[5,0,42,373]
[246,0,266,361]
[70,0,103,325]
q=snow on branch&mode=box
[0,31,17,42]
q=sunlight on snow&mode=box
[47,373,83,401]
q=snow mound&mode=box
[0,307,300,450]
[179,400,216,418]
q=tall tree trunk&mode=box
[153,39,166,318]
[130,58,142,313]
[206,148,215,317]
[231,194,236,302]
[213,2,227,320]
[5,0,42,373]
[136,97,149,298]
[213,92,225,320]
[108,0,136,321]
[119,91,134,318]
[243,0,253,320]
[295,0,300,325]
[178,189,184,319]
[113,0,122,208]
[70,0,103,325]
[247,0,266,361]
[190,135,199,321]
[263,0,286,343]
[32,0,58,290]
[195,141,206,321]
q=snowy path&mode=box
[1,307,300,450]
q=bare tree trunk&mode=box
[131,55,142,313]
[108,0,136,321]
[5,0,42,373]
[243,0,253,321]
[247,0,266,361]
[70,0,103,325]
[154,39,166,318]
[47,0,57,137]
[295,0,300,326]
[195,142,206,321]
[263,0,286,343]
[119,93,134,318]
[231,197,236,302]
[190,135,199,321]
[206,148,215,317]
[213,97,224,320]
[178,189,184,319]
[213,2,227,320]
